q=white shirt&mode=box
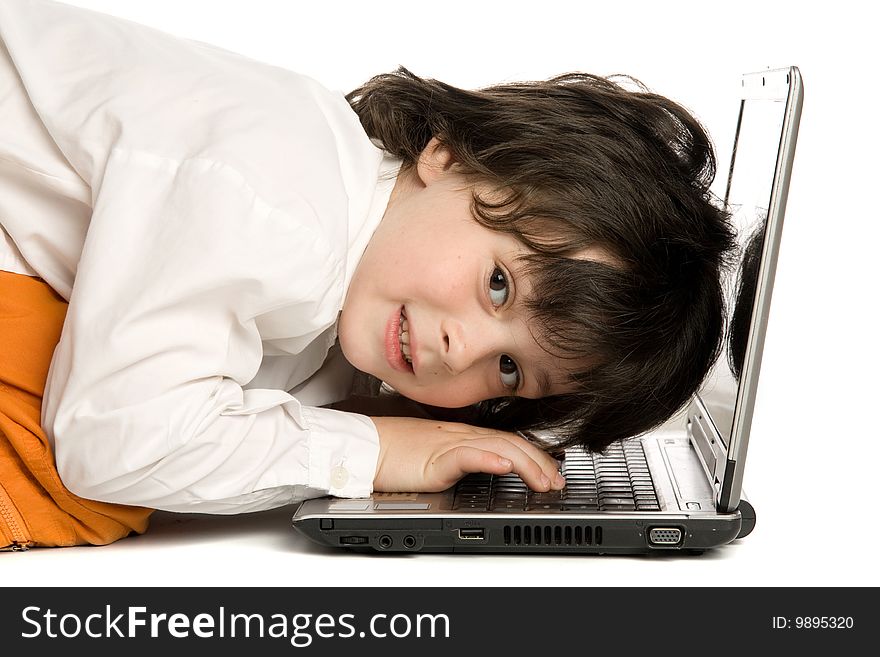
[0,0,401,513]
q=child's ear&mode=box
[415,136,457,187]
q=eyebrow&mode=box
[507,256,554,399]
[531,366,552,399]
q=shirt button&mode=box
[330,466,349,489]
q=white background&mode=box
[2,0,877,587]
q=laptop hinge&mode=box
[686,398,729,509]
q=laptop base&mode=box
[292,508,744,555]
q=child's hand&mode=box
[370,416,565,493]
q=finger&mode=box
[482,432,565,491]
[439,424,564,489]
[442,422,557,473]
[503,433,566,489]
[509,431,561,465]
[431,445,514,489]
[467,437,559,492]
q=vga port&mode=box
[648,527,683,546]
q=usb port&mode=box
[458,528,485,540]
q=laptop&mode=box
[291,66,804,554]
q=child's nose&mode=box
[440,316,498,375]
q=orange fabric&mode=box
[0,270,152,549]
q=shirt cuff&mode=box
[301,406,380,498]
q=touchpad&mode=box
[664,444,715,508]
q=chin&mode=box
[337,331,367,372]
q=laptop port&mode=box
[378,535,393,549]
[648,527,683,546]
[458,528,485,540]
[339,536,368,545]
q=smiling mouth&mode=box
[398,308,413,367]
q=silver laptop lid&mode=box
[689,66,803,513]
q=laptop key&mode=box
[599,495,634,503]
[563,495,599,505]
[529,492,563,503]
[601,502,636,511]
[493,494,528,503]
[489,501,527,512]
[527,502,565,511]
[455,496,490,504]
[453,502,489,511]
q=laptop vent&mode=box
[503,525,602,546]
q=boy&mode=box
[0,0,734,548]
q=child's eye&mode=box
[499,355,520,390]
[488,266,509,307]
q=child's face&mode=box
[339,140,582,409]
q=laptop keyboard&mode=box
[452,440,660,512]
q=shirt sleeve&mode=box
[42,147,380,514]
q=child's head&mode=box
[339,67,736,454]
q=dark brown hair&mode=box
[347,67,737,453]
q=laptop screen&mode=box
[697,72,791,448]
